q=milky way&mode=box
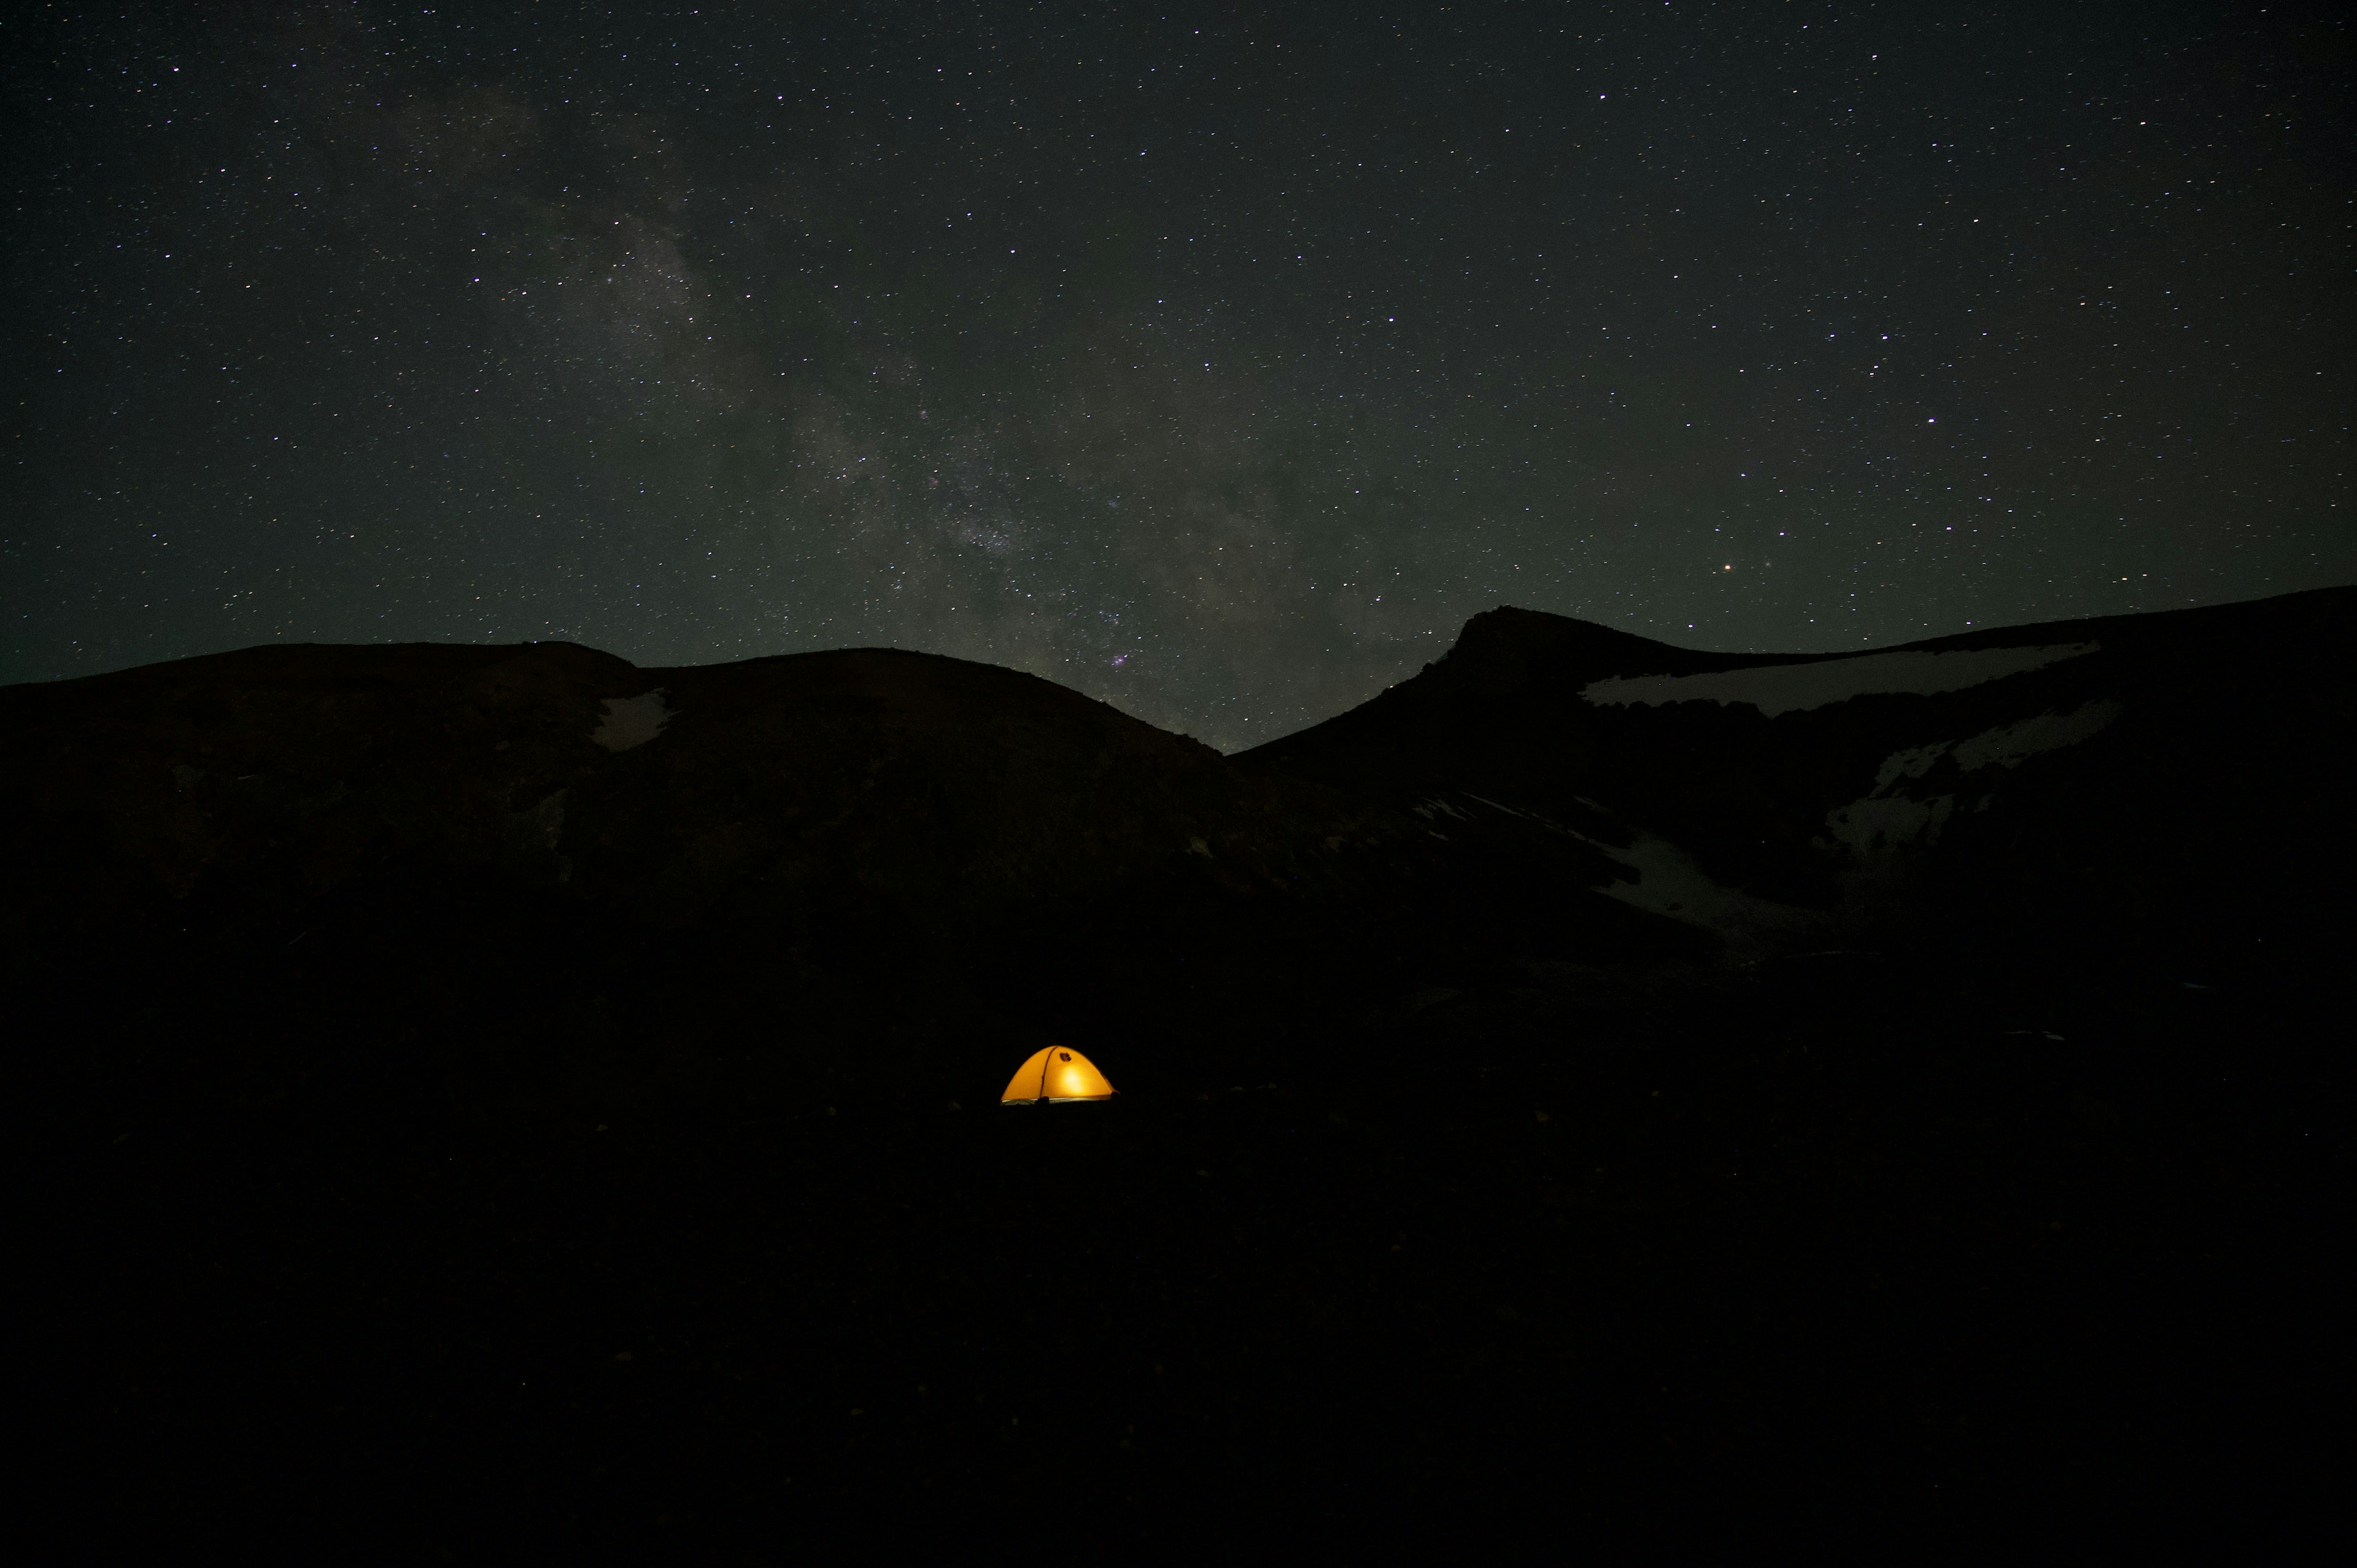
[7,2,2349,747]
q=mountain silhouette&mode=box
[12,589,2348,1544]
[1244,585,2357,976]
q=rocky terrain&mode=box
[14,588,2349,1547]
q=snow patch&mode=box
[1826,794,1956,859]
[1581,641,2101,719]
[1827,699,2124,857]
[592,690,673,752]
[1589,831,1828,949]
[1445,789,1820,946]
[1953,700,2123,771]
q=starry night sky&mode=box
[7,2,2350,748]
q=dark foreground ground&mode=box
[24,936,2341,1553]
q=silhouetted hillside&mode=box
[1244,586,2357,978]
[12,593,2349,1548]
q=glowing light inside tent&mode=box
[1001,1045,1116,1104]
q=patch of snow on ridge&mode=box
[1826,699,2124,857]
[1826,795,1956,860]
[1448,789,1825,953]
[1592,832,1830,952]
[1581,641,2100,719]
[592,690,673,752]
[1952,700,2123,771]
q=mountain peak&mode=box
[1438,606,1746,689]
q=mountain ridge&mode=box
[12,585,2350,1014]
[1239,584,2356,971]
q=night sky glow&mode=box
[7,2,2350,748]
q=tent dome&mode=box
[1001,1045,1115,1104]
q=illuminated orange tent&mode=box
[1000,1045,1117,1104]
